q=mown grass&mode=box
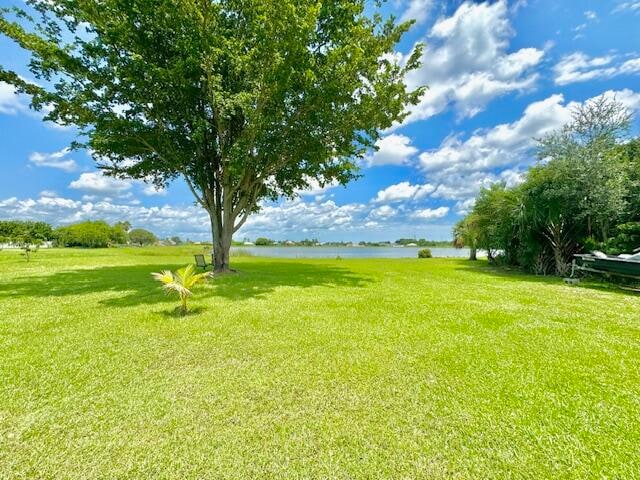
[0,246,639,479]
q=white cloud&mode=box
[584,10,597,20]
[499,168,525,187]
[554,52,640,85]
[429,169,524,201]
[0,197,19,209]
[0,193,210,238]
[417,89,640,203]
[400,0,544,124]
[572,24,588,40]
[28,148,78,172]
[0,190,456,240]
[69,172,132,196]
[142,184,167,196]
[511,0,528,12]
[241,197,452,238]
[243,198,367,233]
[369,204,397,219]
[366,134,418,167]
[295,176,340,196]
[399,0,434,27]
[419,94,571,177]
[613,2,640,14]
[607,88,640,111]
[454,198,476,215]
[412,206,449,220]
[0,81,72,131]
[572,10,598,39]
[374,181,435,203]
[0,195,80,217]
[0,82,30,115]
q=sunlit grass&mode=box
[1,246,639,478]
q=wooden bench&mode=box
[194,254,210,269]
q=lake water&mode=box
[232,246,477,259]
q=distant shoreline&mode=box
[231,245,479,259]
[232,243,454,248]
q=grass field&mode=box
[1,246,639,479]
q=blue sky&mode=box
[1,0,639,241]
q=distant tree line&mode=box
[0,220,53,244]
[455,96,640,275]
[394,238,452,247]
[1,220,158,251]
[0,220,53,260]
[245,237,453,247]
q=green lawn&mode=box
[1,247,639,479]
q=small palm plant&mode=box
[152,264,212,315]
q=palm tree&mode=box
[453,215,479,261]
[152,264,212,314]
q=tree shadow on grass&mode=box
[0,261,373,307]
[453,259,640,297]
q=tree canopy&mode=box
[55,220,128,248]
[0,0,424,271]
[0,220,53,260]
[0,220,53,242]
[458,96,640,275]
[129,228,157,246]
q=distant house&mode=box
[243,241,255,246]
[406,243,418,247]
[0,241,54,249]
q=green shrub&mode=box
[606,222,640,254]
[129,228,157,246]
[255,237,274,246]
[55,221,118,248]
[582,236,602,253]
[417,248,432,258]
[0,220,53,242]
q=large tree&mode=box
[0,0,423,271]
[536,96,631,243]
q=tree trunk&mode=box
[209,210,233,273]
[543,220,571,276]
[552,246,569,277]
[469,245,477,261]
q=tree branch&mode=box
[182,172,205,207]
[233,207,252,233]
